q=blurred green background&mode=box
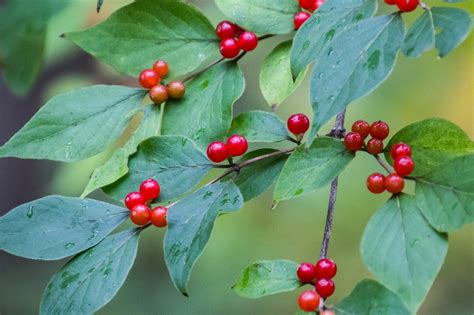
[0,0,472,314]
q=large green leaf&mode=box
[215,0,299,35]
[229,111,290,143]
[40,228,140,314]
[335,279,410,315]
[0,85,146,162]
[0,196,128,260]
[65,0,219,78]
[274,137,354,202]
[260,41,306,108]
[385,118,473,176]
[403,10,435,58]
[82,105,162,197]
[361,194,448,312]
[164,182,243,295]
[309,14,404,140]
[162,62,244,149]
[415,154,474,232]
[290,0,377,76]
[104,136,212,203]
[232,260,302,299]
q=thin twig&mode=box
[374,154,393,174]
[183,57,225,83]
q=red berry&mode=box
[321,310,336,315]
[385,173,405,194]
[315,258,337,279]
[226,135,248,157]
[297,262,317,283]
[396,0,419,12]
[315,278,335,298]
[151,206,168,228]
[220,38,241,58]
[216,21,239,40]
[367,173,386,194]
[139,69,160,89]
[344,132,363,151]
[370,121,390,140]
[366,138,384,155]
[385,0,397,4]
[139,178,161,201]
[149,84,169,105]
[237,31,258,52]
[287,113,310,135]
[125,192,145,211]
[299,0,318,12]
[207,141,228,163]
[294,12,311,30]
[130,204,151,226]
[351,120,370,139]
[167,81,186,99]
[298,290,320,312]
[394,156,414,176]
[390,142,412,160]
[153,60,169,78]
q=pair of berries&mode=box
[385,0,419,12]
[294,0,325,29]
[216,21,258,59]
[138,60,186,105]
[287,113,310,136]
[124,179,168,228]
[344,120,390,153]
[297,258,337,312]
[207,135,249,163]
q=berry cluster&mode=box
[138,59,186,105]
[297,258,337,312]
[124,179,168,228]
[344,120,389,153]
[385,0,419,12]
[216,21,258,59]
[207,134,249,163]
[294,0,325,30]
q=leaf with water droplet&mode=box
[229,111,290,143]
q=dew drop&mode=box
[65,242,75,249]
[26,205,34,218]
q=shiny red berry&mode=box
[149,84,169,105]
[125,192,145,211]
[390,142,412,159]
[287,113,310,135]
[366,138,384,155]
[237,31,258,52]
[216,21,239,40]
[294,12,311,30]
[297,263,317,283]
[139,69,160,89]
[315,258,337,279]
[298,290,321,312]
[299,0,318,12]
[315,278,335,298]
[226,135,248,157]
[153,60,169,78]
[151,206,168,228]
[139,179,160,201]
[370,121,390,140]
[344,132,363,151]
[130,204,151,226]
[367,173,386,194]
[385,174,405,193]
[220,38,240,58]
[385,0,397,4]
[394,156,414,176]
[351,120,370,139]
[207,141,228,163]
[396,0,419,12]
[167,81,186,99]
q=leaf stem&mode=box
[182,57,225,83]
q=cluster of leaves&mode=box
[0,0,472,314]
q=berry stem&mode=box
[374,154,393,174]
[183,57,226,83]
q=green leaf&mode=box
[0,196,128,260]
[232,149,289,201]
[229,111,290,143]
[104,136,212,203]
[82,105,162,197]
[290,0,377,77]
[164,182,243,295]
[65,0,219,78]
[385,118,474,176]
[215,0,299,35]
[361,194,448,312]
[260,41,307,108]
[0,85,145,162]
[274,137,354,202]
[334,279,410,315]
[309,14,405,140]
[232,260,302,299]
[40,228,140,314]
[403,10,435,58]
[415,154,474,232]
[162,62,245,149]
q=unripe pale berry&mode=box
[125,192,145,211]
[298,290,320,312]
[297,262,317,283]
[321,310,336,315]
[130,204,151,226]
[216,21,239,40]
[237,31,258,52]
[367,173,386,194]
[385,174,405,194]
[370,121,390,140]
[287,113,310,135]
[294,12,311,30]
[151,206,168,228]
[315,258,337,279]
[390,142,412,160]
[139,69,160,89]
[344,132,363,151]
[366,138,384,155]
[168,81,186,99]
[153,60,169,77]
[351,120,370,139]
[396,0,419,12]
[207,141,228,163]
[220,38,240,59]
[394,156,414,176]
[315,278,335,298]
[149,84,169,104]
[226,135,248,157]
[139,178,160,201]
